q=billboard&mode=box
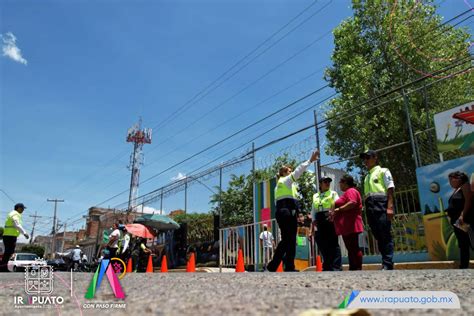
[434,101,474,154]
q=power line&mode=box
[60,7,473,224]
[30,1,331,212]
[146,27,333,156]
[144,65,326,170]
[0,189,16,204]
[51,6,474,214]
[122,57,472,208]
[151,0,329,132]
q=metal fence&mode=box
[219,186,425,270]
[219,219,281,270]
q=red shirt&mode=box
[333,187,364,236]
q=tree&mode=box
[324,0,473,186]
[21,245,45,258]
[210,154,317,227]
[173,212,215,243]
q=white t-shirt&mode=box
[382,169,395,190]
[71,248,82,261]
[259,231,274,248]
[109,229,121,248]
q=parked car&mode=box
[8,253,47,272]
[47,258,68,271]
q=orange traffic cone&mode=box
[235,249,245,272]
[161,255,168,273]
[276,261,283,272]
[146,255,154,273]
[186,253,196,272]
[126,258,133,273]
[316,255,323,272]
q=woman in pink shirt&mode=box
[332,174,364,270]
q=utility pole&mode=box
[29,211,44,244]
[47,199,64,258]
[61,222,67,253]
[313,110,321,191]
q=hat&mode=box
[263,224,268,228]
[319,177,332,183]
[359,149,377,159]
[14,203,27,210]
[75,245,80,248]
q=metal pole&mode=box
[402,90,420,168]
[160,189,164,215]
[29,211,43,245]
[128,142,139,213]
[218,166,223,228]
[184,178,188,214]
[251,142,257,272]
[47,199,64,258]
[61,222,67,253]
[95,216,101,259]
[313,110,321,189]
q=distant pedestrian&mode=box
[120,228,131,262]
[267,150,319,272]
[106,223,121,259]
[360,150,395,270]
[332,174,364,270]
[131,237,151,272]
[446,171,473,269]
[70,245,82,271]
[259,224,275,271]
[311,177,341,271]
[1,203,29,272]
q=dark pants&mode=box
[314,212,342,271]
[453,226,471,269]
[267,199,298,271]
[342,233,363,270]
[366,208,394,270]
[0,236,17,272]
[106,247,118,259]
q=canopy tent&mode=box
[134,214,180,231]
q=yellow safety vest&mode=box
[275,175,299,201]
[364,165,388,198]
[4,210,22,237]
[313,190,338,213]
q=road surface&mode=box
[0,270,472,315]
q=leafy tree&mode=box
[173,212,214,243]
[21,244,45,258]
[324,0,473,186]
[211,154,318,227]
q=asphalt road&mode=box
[0,270,473,316]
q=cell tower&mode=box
[126,118,152,213]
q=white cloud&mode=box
[1,32,28,65]
[171,172,186,181]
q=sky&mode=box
[0,0,472,240]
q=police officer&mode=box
[1,203,29,272]
[311,177,342,271]
[360,150,395,270]
[267,150,319,272]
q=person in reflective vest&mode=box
[360,150,395,270]
[267,150,319,272]
[311,177,341,271]
[1,203,29,272]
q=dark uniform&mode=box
[362,158,395,270]
[267,160,311,272]
[312,186,342,271]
